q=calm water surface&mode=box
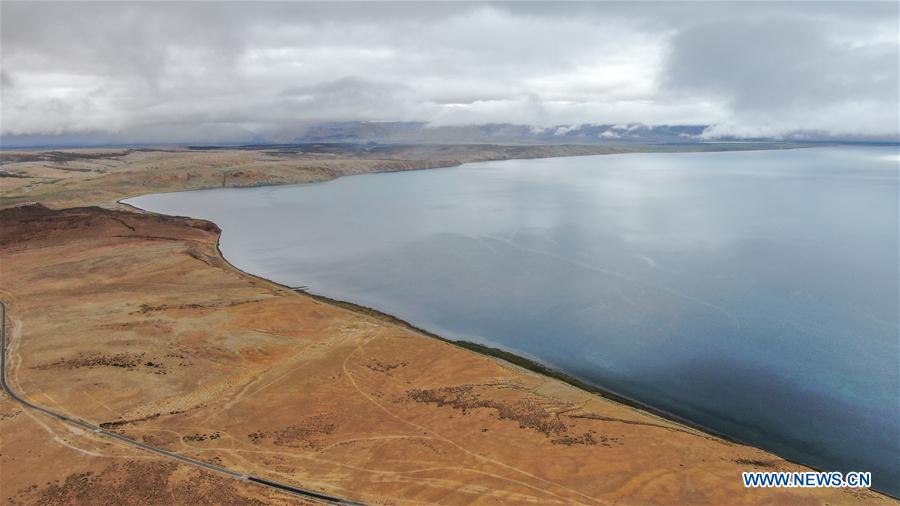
[129,147,900,495]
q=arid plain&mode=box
[0,146,893,505]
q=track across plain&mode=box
[0,300,361,505]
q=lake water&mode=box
[128,147,900,495]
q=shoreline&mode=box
[5,201,895,504]
[122,188,859,496]
[113,142,813,203]
[10,144,894,499]
[115,146,869,488]
[206,232,852,483]
[293,286,727,439]
[204,215,895,501]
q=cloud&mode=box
[664,15,899,137]
[1,2,897,142]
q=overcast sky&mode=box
[1,1,898,142]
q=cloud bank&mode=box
[1,1,897,143]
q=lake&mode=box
[127,146,900,495]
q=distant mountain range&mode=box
[283,122,710,144]
[2,122,897,149]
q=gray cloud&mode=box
[1,1,897,142]
[278,77,420,121]
[665,15,899,137]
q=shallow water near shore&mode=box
[128,146,900,495]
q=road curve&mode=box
[0,300,362,505]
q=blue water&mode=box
[128,147,900,495]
